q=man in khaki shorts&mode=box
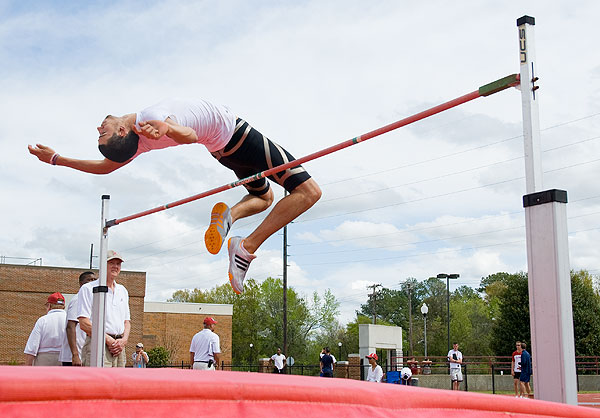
[78,250,131,367]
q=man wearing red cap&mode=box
[78,250,131,367]
[190,317,221,370]
[24,292,67,366]
[365,353,383,383]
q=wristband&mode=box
[50,153,60,165]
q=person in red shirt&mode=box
[511,341,523,397]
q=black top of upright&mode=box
[523,189,567,208]
[517,16,535,26]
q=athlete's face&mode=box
[97,115,119,145]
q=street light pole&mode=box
[338,342,342,361]
[421,303,429,358]
[437,273,460,353]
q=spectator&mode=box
[24,292,67,366]
[319,347,337,376]
[519,342,533,398]
[59,271,96,366]
[511,341,523,397]
[365,353,383,383]
[132,343,149,368]
[78,250,131,367]
[320,347,334,378]
[447,342,463,390]
[190,317,221,370]
[270,348,287,374]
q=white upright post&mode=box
[518,15,543,194]
[518,16,577,404]
[91,195,110,367]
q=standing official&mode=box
[24,292,67,366]
[190,317,221,370]
[78,250,131,367]
[59,271,96,366]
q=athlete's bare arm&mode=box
[28,143,128,174]
[135,117,198,144]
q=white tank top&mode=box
[133,98,236,159]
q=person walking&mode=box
[78,250,131,367]
[24,292,67,366]
[190,317,221,371]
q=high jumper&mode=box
[28,99,322,294]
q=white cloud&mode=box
[2,0,600,325]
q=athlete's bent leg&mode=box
[231,188,274,223]
[243,179,321,254]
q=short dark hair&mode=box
[325,347,330,353]
[79,271,95,284]
[521,342,527,349]
[98,130,139,163]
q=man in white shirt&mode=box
[78,250,131,367]
[24,292,67,366]
[59,271,96,366]
[28,99,321,296]
[190,317,221,370]
[448,342,464,390]
[365,353,383,383]
[270,348,287,374]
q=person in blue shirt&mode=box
[320,347,334,378]
[519,342,533,398]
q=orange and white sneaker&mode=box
[227,237,256,294]
[204,202,232,255]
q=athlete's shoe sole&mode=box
[205,202,231,255]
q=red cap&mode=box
[366,353,378,360]
[47,292,65,305]
[204,317,217,325]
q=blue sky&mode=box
[1,0,599,323]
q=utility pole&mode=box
[367,284,382,324]
[400,281,413,357]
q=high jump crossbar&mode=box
[106,73,519,228]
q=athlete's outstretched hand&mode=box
[28,143,56,164]
[134,120,169,140]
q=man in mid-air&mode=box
[29,98,321,293]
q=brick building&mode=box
[0,264,232,366]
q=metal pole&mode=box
[283,198,288,357]
[518,15,577,404]
[89,243,93,269]
[108,75,519,227]
[91,195,110,367]
[424,314,427,358]
[447,277,450,353]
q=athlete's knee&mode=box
[304,179,322,204]
[294,179,321,206]
[259,188,274,207]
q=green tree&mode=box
[169,277,339,365]
[147,346,170,367]
[571,270,600,355]
[488,272,530,356]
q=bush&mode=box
[147,346,170,367]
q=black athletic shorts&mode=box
[513,372,521,379]
[211,118,311,196]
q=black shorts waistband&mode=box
[108,334,122,339]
